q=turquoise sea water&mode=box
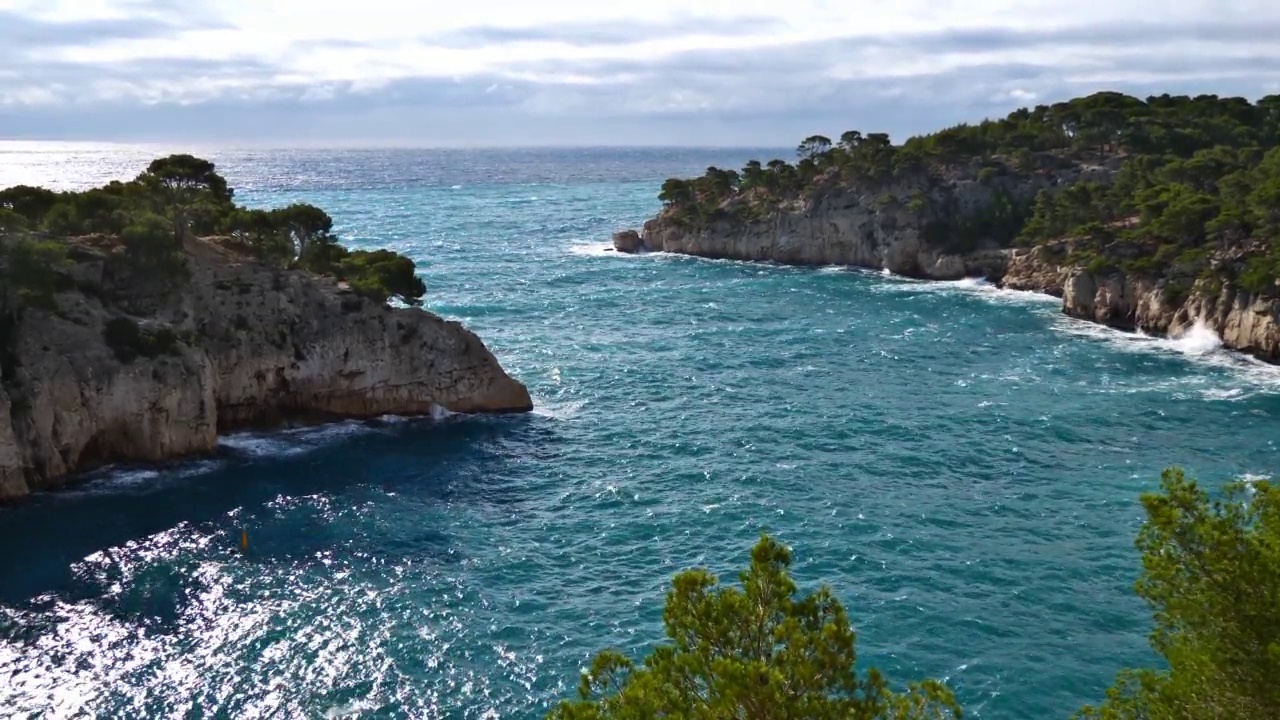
[2,145,1279,719]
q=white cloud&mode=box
[1,0,1279,144]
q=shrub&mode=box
[0,208,29,233]
[1238,254,1280,295]
[548,535,960,720]
[103,317,181,363]
[338,250,426,306]
[1086,254,1115,275]
[120,212,188,281]
[1080,469,1280,720]
[2,237,70,308]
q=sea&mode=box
[1,143,1277,719]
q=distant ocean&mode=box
[2,143,1278,718]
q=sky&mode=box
[1,0,1279,146]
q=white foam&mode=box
[950,277,990,290]
[1054,316,1280,398]
[566,242,618,257]
[876,275,1060,305]
[1166,321,1223,356]
[70,459,226,495]
[532,398,585,420]
[429,403,456,421]
[218,420,378,459]
[324,700,379,718]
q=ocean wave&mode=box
[566,242,619,257]
[532,398,586,420]
[874,275,1060,305]
[1054,318,1280,398]
[218,420,384,459]
[68,459,227,496]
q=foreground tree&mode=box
[548,535,961,720]
[1079,469,1280,720]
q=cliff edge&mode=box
[0,234,531,501]
[615,91,1280,362]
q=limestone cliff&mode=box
[624,159,1115,280]
[1004,245,1280,361]
[0,236,531,501]
[617,162,1280,363]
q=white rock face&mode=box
[624,172,1020,280]
[618,166,1280,364]
[0,238,531,500]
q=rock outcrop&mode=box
[1005,246,1280,361]
[0,236,531,501]
[623,160,1117,276]
[617,164,1280,363]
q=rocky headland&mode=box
[0,157,530,500]
[616,92,1280,362]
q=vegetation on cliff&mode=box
[0,155,427,308]
[552,470,1280,719]
[658,92,1280,294]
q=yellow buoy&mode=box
[241,529,248,551]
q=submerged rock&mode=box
[0,236,531,501]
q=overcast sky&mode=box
[2,0,1279,146]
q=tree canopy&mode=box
[657,92,1280,295]
[0,155,428,308]
[548,534,961,720]
[1079,469,1280,720]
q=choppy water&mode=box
[2,144,1278,719]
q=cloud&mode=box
[426,14,786,49]
[0,1,1278,145]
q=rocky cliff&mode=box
[0,235,531,501]
[1004,245,1280,361]
[616,165,1280,364]
[622,158,1118,276]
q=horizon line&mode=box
[0,139,797,152]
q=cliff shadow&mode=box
[0,412,558,606]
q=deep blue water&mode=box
[2,145,1279,719]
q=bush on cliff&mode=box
[547,534,961,720]
[120,212,188,279]
[102,317,182,363]
[657,92,1280,291]
[338,250,427,306]
[1,236,70,308]
[0,156,430,309]
[1079,469,1280,720]
[0,208,30,233]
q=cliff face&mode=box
[635,176,999,279]
[619,165,1280,363]
[1005,246,1280,361]
[626,161,1115,280]
[0,237,531,501]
